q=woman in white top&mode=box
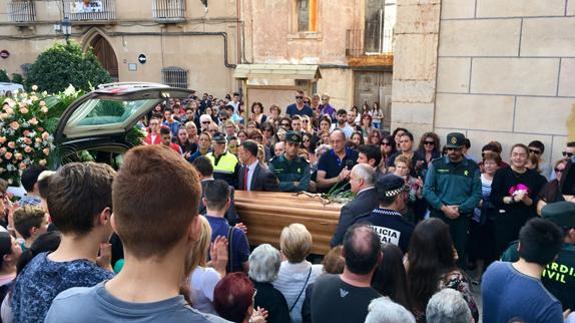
[188,216,228,315]
[273,224,323,323]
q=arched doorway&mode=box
[90,35,118,81]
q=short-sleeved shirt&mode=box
[205,215,250,272]
[44,282,229,323]
[11,252,114,323]
[501,242,575,311]
[317,148,358,179]
[352,208,415,253]
[482,261,563,323]
[310,274,381,323]
[286,104,313,118]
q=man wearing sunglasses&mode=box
[528,140,552,180]
[286,90,313,118]
[423,132,482,267]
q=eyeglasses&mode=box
[381,142,391,146]
[220,118,228,121]
[424,141,435,145]
[529,149,542,155]
[281,123,290,127]
[202,121,211,124]
[295,96,304,100]
[563,151,574,157]
[555,168,564,173]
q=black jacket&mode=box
[330,187,379,247]
[238,163,279,192]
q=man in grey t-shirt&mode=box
[44,145,230,323]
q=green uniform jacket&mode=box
[268,155,310,192]
[501,241,575,310]
[423,156,482,214]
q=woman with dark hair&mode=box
[371,244,410,310]
[468,151,501,277]
[2,231,60,323]
[406,218,478,323]
[490,143,547,257]
[392,128,408,151]
[537,158,569,214]
[268,105,281,125]
[175,127,197,158]
[251,102,268,128]
[214,272,267,323]
[349,132,364,149]
[317,116,331,138]
[414,132,441,179]
[237,130,248,144]
[367,129,382,146]
[0,232,22,303]
[360,114,373,139]
[379,135,397,175]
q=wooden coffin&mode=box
[234,191,342,255]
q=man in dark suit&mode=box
[330,164,378,247]
[237,140,279,192]
[192,156,239,225]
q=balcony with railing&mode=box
[8,0,36,24]
[63,0,116,23]
[153,0,186,23]
[346,28,394,66]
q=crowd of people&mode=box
[0,89,574,322]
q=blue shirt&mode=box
[317,148,358,192]
[11,252,113,323]
[163,119,181,136]
[205,215,250,272]
[482,261,563,323]
[45,282,227,323]
[286,104,313,117]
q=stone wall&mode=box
[392,0,574,167]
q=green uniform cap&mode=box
[445,132,466,148]
[286,131,302,144]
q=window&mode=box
[364,0,395,53]
[161,67,188,88]
[296,0,317,32]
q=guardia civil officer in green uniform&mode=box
[501,201,575,311]
[423,132,482,267]
[206,132,240,188]
[268,131,311,192]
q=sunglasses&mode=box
[281,123,290,127]
[202,121,211,124]
[295,96,304,99]
[563,151,574,157]
[381,142,391,146]
[220,117,228,121]
[424,141,435,145]
[529,149,542,155]
[555,168,564,173]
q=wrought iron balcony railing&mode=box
[63,0,116,23]
[8,0,36,24]
[153,0,186,23]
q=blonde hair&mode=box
[394,155,411,170]
[188,216,212,271]
[280,223,312,263]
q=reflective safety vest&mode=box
[206,151,238,175]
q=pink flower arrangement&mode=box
[1,88,55,185]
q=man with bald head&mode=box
[331,164,378,247]
[311,224,381,323]
[316,129,358,193]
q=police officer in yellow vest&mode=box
[206,132,240,188]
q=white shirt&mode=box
[330,123,354,139]
[189,267,221,315]
[246,160,259,191]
